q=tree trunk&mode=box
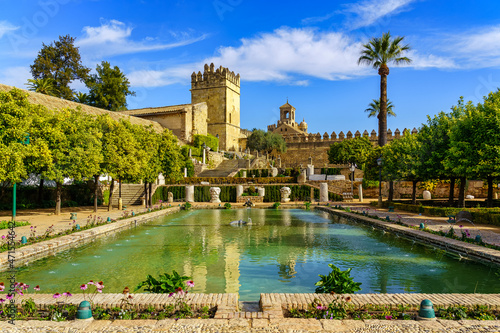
[448,177,455,205]
[94,175,99,213]
[149,182,153,207]
[487,175,493,207]
[55,182,62,215]
[108,178,115,212]
[388,180,394,202]
[378,66,389,147]
[411,180,417,205]
[458,177,466,208]
[38,178,44,204]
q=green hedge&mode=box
[152,186,185,203]
[170,177,295,185]
[375,201,500,226]
[193,134,218,151]
[263,185,343,202]
[181,145,202,158]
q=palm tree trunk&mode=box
[378,67,389,147]
[448,177,455,205]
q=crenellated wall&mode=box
[277,128,418,167]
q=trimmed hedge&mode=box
[263,185,343,202]
[193,134,218,151]
[169,177,295,185]
[374,201,500,226]
[152,186,185,203]
[320,168,341,175]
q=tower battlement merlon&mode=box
[191,63,240,89]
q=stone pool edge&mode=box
[0,207,181,272]
[316,206,500,265]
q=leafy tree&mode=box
[327,136,373,169]
[365,98,396,118]
[381,132,422,204]
[247,129,286,153]
[358,32,411,147]
[30,35,90,100]
[42,109,102,215]
[25,78,59,96]
[86,61,135,111]
[157,129,183,183]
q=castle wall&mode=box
[192,103,208,136]
[139,113,185,141]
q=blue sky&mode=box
[1,0,499,136]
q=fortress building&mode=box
[122,63,244,150]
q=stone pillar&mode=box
[307,165,314,177]
[242,170,247,178]
[309,156,313,165]
[423,190,431,200]
[280,187,291,202]
[236,185,243,197]
[258,187,265,197]
[188,148,192,157]
[320,183,328,202]
[202,149,206,164]
[277,156,282,168]
[358,184,363,202]
[310,187,314,202]
[185,185,194,202]
[184,168,187,177]
[210,187,221,203]
[158,173,165,185]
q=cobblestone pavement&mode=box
[1,319,500,332]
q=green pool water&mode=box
[5,209,500,301]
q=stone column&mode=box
[358,184,363,202]
[188,148,192,157]
[320,183,328,202]
[185,185,194,202]
[202,149,206,164]
[258,187,265,197]
[309,156,313,165]
[184,168,187,177]
[310,187,314,202]
[210,187,221,203]
[236,185,244,197]
[242,170,247,178]
[280,187,291,202]
[167,192,174,203]
[277,156,282,168]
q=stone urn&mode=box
[280,187,291,203]
[167,192,174,203]
[210,187,221,203]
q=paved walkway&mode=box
[0,318,500,332]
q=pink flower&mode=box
[23,284,30,290]
[1,235,5,239]
[97,289,102,293]
[34,285,40,291]
[15,289,23,296]
[385,315,392,320]
[5,294,13,300]
[63,292,72,297]
[88,280,94,285]
[186,280,195,288]
[0,298,5,303]
[80,284,87,290]
[168,292,174,297]
[53,293,61,299]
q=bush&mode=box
[135,271,191,293]
[171,177,295,185]
[193,134,218,151]
[315,264,362,294]
[224,202,231,209]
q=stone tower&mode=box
[279,101,295,125]
[191,63,241,151]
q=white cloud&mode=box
[449,25,500,68]
[0,66,31,88]
[76,19,207,58]
[0,21,19,39]
[343,0,416,29]
[404,50,457,69]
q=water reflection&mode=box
[3,209,500,301]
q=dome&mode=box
[299,118,307,128]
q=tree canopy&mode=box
[327,136,373,169]
[247,129,287,153]
[30,35,90,100]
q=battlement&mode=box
[191,63,240,89]
[282,127,418,144]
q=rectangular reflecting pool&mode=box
[5,209,500,301]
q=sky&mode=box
[1,0,500,136]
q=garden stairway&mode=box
[197,160,241,177]
[111,184,157,206]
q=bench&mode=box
[342,192,353,202]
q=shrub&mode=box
[134,271,191,294]
[315,264,362,294]
[224,202,231,209]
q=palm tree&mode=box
[73,92,90,104]
[365,98,396,118]
[358,32,411,147]
[25,78,58,96]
